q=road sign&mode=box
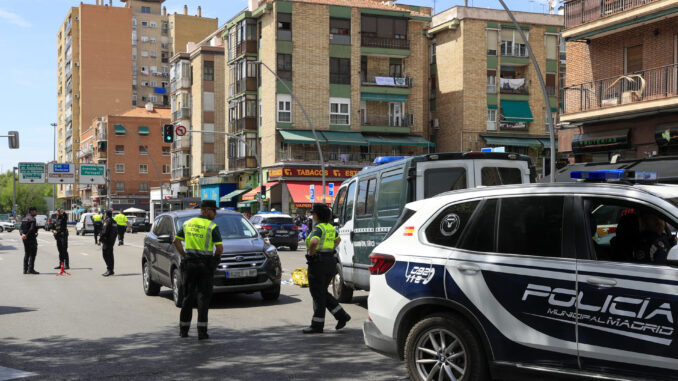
[309,184,315,202]
[47,163,76,184]
[328,183,334,197]
[175,125,186,137]
[18,162,46,184]
[79,164,106,184]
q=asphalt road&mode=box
[0,228,408,381]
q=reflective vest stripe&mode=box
[205,222,216,251]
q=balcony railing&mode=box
[563,63,678,114]
[235,40,257,57]
[171,136,192,150]
[279,150,397,164]
[171,167,190,179]
[228,156,258,171]
[499,84,529,95]
[172,107,191,121]
[203,164,224,174]
[361,36,410,50]
[361,114,413,128]
[362,75,413,88]
[230,117,257,133]
[564,0,659,29]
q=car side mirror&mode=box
[158,234,173,244]
[667,245,678,267]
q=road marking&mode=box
[0,365,36,381]
[125,243,144,249]
[81,252,89,256]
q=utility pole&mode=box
[106,168,111,210]
[51,122,57,211]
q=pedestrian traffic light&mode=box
[8,131,19,149]
[261,185,267,200]
[162,124,174,143]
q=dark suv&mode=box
[249,213,299,250]
[142,210,282,307]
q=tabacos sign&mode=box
[268,167,360,180]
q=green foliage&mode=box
[0,171,54,214]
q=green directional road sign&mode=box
[79,164,106,184]
[18,162,46,184]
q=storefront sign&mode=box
[572,130,630,154]
[267,167,360,180]
[500,122,528,131]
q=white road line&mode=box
[81,252,89,256]
[0,365,37,381]
[124,243,144,249]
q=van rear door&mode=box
[415,161,472,200]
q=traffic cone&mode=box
[56,261,71,276]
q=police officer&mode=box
[52,208,70,270]
[173,200,223,340]
[113,212,128,246]
[92,210,103,244]
[637,211,675,265]
[20,206,40,275]
[303,203,350,334]
[98,210,118,276]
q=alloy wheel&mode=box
[414,328,467,381]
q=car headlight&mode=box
[264,245,278,258]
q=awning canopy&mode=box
[114,124,126,134]
[220,188,250,202]
[241,182,279,201]
[500,100,534,122]
[364,135,434,147]
[280,130,325,144]
[285,181,343,208]
[138,126,150,136]
[483,136,545,148]
[321,131,368,146]
[360,93,409,102]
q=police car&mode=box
[363,170,678,381]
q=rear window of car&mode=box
[262,217,294,224]
[481,167,522,186]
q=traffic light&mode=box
[162,124,174,143]
[8,131,19,149]
[261,184,267,200]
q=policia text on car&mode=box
[173,200,223,340]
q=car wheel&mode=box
[0,226,4,233]
[405,313,489,381]
[332,263,353,303]
[76,229,80,236]
[142,260,161,296]
[172,268,183,308]
[261,284,281,301]
[289,244,298,251]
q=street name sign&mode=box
[328,183,334,197]
[47,163,76,184]
[18,162,46,184]
[79,164,106,184]
[309,184,315,202]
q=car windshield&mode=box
[262,217,294,224]
[175,213,258,240]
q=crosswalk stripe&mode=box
[0,365,37,381]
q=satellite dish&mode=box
[548,0,558,14]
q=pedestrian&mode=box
[294,212,304,227]
[52,208,70,270]
[20,206,40,275]
[637,211,675,265]
[303,203,350,334]
[173,200,223,340]
[113,212,128,246]
[92,209,103,244]
[98,210,117,276]
[305,210,314,232]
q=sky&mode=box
[0,0,559,173]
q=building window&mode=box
[139,164,148,174]
[487,29,498,55]
[141,6,150,14]
[204,61,214,81]
[141,36,148,43]
[330,58,350,85]
[141,21,148,27]
[150,50,157,58]
[162,146,170,155]
[150,21,157,28]
[500,28,528,57]
[162,164,170,174]
[203,123,215,144]
[625,45,642,73]
[487,70,497,93]
[277,54,292,81]
[150,95,157,103]
[139,182,148,192]
[361,16,408,40]
[139,145,148,155]
[487,108,497,131]
[277,94,291,122]
[258,99,262,128]
[115,145,124,154]
[277,13,292,40]
[150,81,157,87]
[329,18,351,45]
[330,98,350,125]
[115,163,125,173]
[545,34,558,61]
[115,182,125,192]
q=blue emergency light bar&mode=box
[373,156,408,165]
[570,169,657,181]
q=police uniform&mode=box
[304,206,350,334]
[175,201,222,339]
[92,213,103,244]
[53,212,70,269]
[20,208,39,274]
[99,212,118,276]
[637,230,674,265]
[113,213,128,245]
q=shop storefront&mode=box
[571,129,632,162]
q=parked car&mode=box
[249,213,299,251]
[142,210,282,307]
[45,213,58,231]
[34,215,47,229]
[0,221,15,233]
[75,213,95,235]
[126,216,151,233]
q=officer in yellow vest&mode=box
[173,200,223,340]
[303,203,350,334]
[92,210,103,244]
[113,212,128,246]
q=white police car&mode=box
[363,170,678,381]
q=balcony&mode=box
[202,163,225,174]
[96,128,107,141]
[171,136,192,151]
[361,75,413,88]
[230,117,257,133]
[171,167,191,180]
[499,78,529,95]
[279,150,393,164]
[228,156,258,171]
[361,114,413,131]
[361,36,410,50]
[564,0,660,28]
[235,40,257,57]
[562,63,678,122]
[172,107,191,121]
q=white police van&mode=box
[331,152,535,302]
[363,170,678,381]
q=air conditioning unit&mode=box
[74,94,80,99]
[432,118,440,129]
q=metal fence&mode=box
[565,0,658,28]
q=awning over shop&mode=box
[220,188,250,202]
[280,130,325,144]
[500,100,534,122]
[572,129,630,154]
[483,136,544,148]
[321,131,368,146]
[364,135,434,147]
[285,181,343,208]
[538,138,558,150]
[241,182,279,201]
[360,93,409,102]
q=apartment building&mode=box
[220,0,433,214]
[80,105,171,211]
[559,0,678,162]
[56,2,132,206]
[429,6,563,173]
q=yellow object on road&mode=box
[291,268,309,287]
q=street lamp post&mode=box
[51,122,57,211]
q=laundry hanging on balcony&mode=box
[375,76,396,86]
[500,78,525,90]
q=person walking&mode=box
[173,200,223,340]
[113,212,128,246]
[20,207,40,275]
[52,208,70,270]
[98,210,117,276]
[303,203,350,334]
[92,210,103,244]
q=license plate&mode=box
[277,230,288,234]
[226,269,257,278]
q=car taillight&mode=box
[261,224,273,230]
[291,225,298,230]
[369,253,395,275]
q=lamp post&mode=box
[253,61,326,202]
[497,0,556,182]
[51,122,57,211]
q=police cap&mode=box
[200,199,218,210]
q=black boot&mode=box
[335,313,351,330]
[54,263,63,270]
[302,326,323,334]
[198,328,209,340]
[64,259,70,270]
[180,328,189,338]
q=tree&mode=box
[0,171,52,215]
